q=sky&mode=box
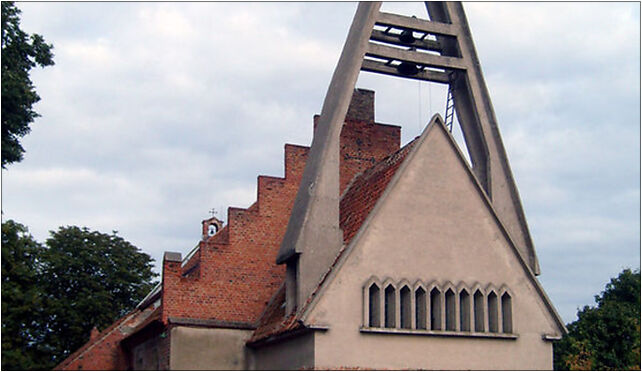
[2,2,639,324]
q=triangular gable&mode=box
[301,114,566,336]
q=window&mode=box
[415,287,427,330]
[385,285,396,328]
[362,279,515,338]
[445,289,456,331]
[501,292,512,333]
[368,284,381,327]
[474,289,484,332]
[459,289,471,332]
[400,286,411,329]
[488,291,499,333]
[430,287,441,330]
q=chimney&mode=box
[313,89,375,132]
[90,326,100,341]
[346,88,375,122]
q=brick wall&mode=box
[159,143,309,324]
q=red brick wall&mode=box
[160,144,308,324]
[339,118,400,193]
[56,332,129,370]
[313,89,401,193]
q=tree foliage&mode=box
[1,1,54,168]
[554,268,641,370]
[1,221,158,370]
[40,226,158,366]
[1,220,47,370]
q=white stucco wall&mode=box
[305,123,561,370]
[170,326,252,370]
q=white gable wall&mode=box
[305,122,561,370]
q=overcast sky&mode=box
[2,2,639,324]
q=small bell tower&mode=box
[202,215,224,240]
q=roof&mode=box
[250,138,419,343]
[247,284,302,344]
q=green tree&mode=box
[1,222,158,369]
[1,1,54,168]
[39,226,158,366]
[1,220,47,370]
[554,268,641,370]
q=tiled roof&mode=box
[250,138,419,343]
[247,284,301,343]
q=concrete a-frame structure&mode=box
[277,1,540,316]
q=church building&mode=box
[56,2,566,370]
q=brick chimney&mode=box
[90,326,100,341]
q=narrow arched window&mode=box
[385,285,396,328]
[368,284,381,327]
[400,286,411,329]
[488,291,499,333]
[459,289,471,332]
[430,288,441,330]
[501,292,512,333]
[474,290,484,332]
[445,289,456,331]
[415,287,427,330]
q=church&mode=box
[56,2,566,370]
